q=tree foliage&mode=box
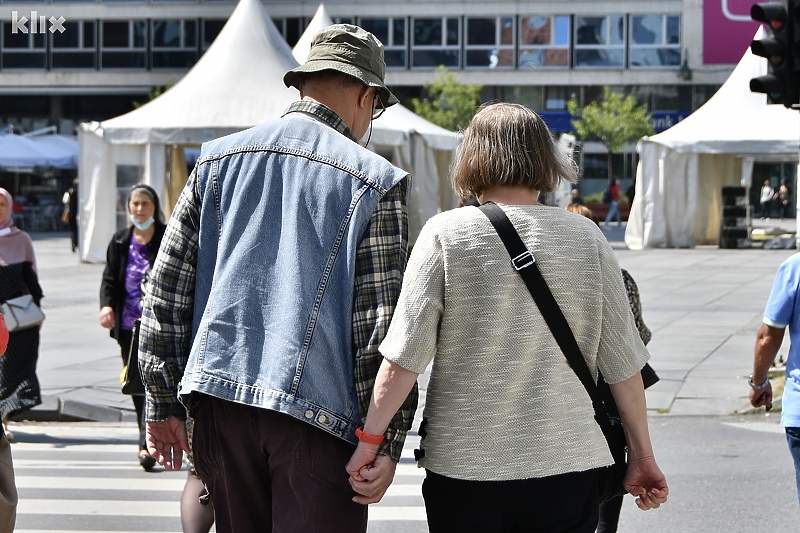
[566,87,654,153]
[411,66,482,132]
[133,83,174,109]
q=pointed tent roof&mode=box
[291,5,459,152]
[100,0,299,144]
[643,27,799,155]
[292,4,333,65]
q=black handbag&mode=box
[479,202,628,503]
[121,319,145,396]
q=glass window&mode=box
[465,17,514,69]
[101,20,147,69]
[202,19,225,49]
[412,17,460,68]
[1,22,46,70]
[152,20,198,69]
[629,15,681,68]
[519,15,570,68]
[574,15,626,68]
[52,20,96,70]
[360,17,407,68]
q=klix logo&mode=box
[10,11,66,34]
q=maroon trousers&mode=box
[191,394,368,533]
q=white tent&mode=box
[78,0,459,262]
[625,29,800,249]
[291,4,460,248]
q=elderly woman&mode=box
[0,188,44,441]
[346,103,668,531]
[99,184,166,471]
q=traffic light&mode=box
[750,1,800,108]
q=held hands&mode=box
[623,455,669,510]
[345,441,398,504]
[146,417,190,471]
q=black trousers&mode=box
[117,329,146,450]
[191,394,367,533]
[422,468,599,533]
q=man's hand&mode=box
[749,381,773,411]
[623,455,669,510]
[146,417,189,471]
[346,442,397,504]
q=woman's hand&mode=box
[99,306,115,329]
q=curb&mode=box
[13,396,137,423]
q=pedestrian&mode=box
[0,312,17,533]
[760,179,775,219]
[750,252,800,504]
[139,24,416,533]
[604,179,622,226]
[61,178,79,253]
[776,178,791,221]
[346,103,668,532]
[566,202,660,533]
[99,183,166,471]
[0,187,44,442]
[571,187,584,205]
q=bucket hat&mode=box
[284,24,398,107]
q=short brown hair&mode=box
[450,103,577,199]
[565,203,599,226]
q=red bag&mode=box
[0,314,7,355]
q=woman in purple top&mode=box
[99,184,166,471]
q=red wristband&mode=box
[355,426,385,445]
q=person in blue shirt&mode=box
[750,252,800,503]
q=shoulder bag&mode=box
[121,319,145,395]
[479,202,627,503]
[0,295,45,332]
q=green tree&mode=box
[132,83,174,109]
[411,66,482,132]
[567,87,654,183]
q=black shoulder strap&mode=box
[478,202,621,456]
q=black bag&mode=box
[479,202,628,503]
[602,189,612,204]
[121,319,145,396]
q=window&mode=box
[574,15,626,68]
[629,15,681,68]
[101,20,147,69]
[1,22,46,69]
[51,20,96,69]
[274,18,305,48]
[464,17,514,68]
[202,19,225,50]
[545,86,573,110]
[151,19,198,69]
[360,17,407,68]
[519,15,569,68]
[412,17,460,68]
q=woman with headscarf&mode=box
[0,188,44,441]
[99,184,166,471]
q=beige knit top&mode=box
[380,204,649,481]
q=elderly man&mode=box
[139,25,417,532]
[750,252,800,505]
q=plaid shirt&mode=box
[140,101,417,460]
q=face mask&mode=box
[130,215,154,231]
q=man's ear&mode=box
[359,86,374,109]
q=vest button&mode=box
[304,410,314,419]
[318,414,328,424]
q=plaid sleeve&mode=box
[139,170,200,422]
[352,178,418,461]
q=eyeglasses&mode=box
[371,93,385,121]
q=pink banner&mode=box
[703,0,760,64]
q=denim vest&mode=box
[179,113,408,443]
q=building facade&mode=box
[0,0,762,195]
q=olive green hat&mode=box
[284,24,398,107]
